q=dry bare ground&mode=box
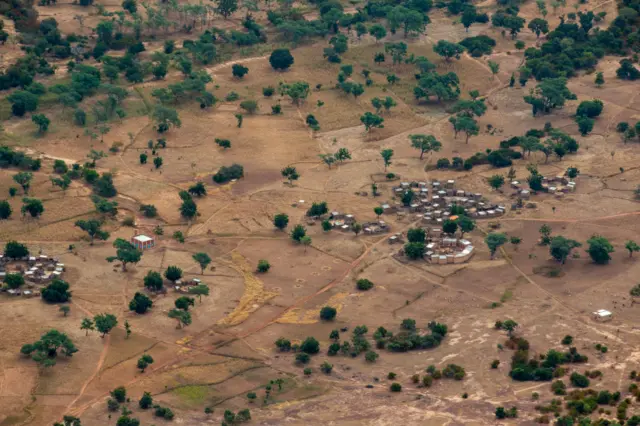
[0,1,640,425]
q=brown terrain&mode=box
[1,0,640,424]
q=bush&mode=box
[257,259,270,273]
[41,279,72,303]
[460,35,496,57]
[300,337,320,354]
[436,158,450,169]
[320,306,337,321]
[111,386,127,403]
[275,337,291,351]
[491,360,500,369]
[570,372,590,388]
[390,383,402,392]
[356,278,374,290]
[561,335,573,345]
[213,164,244,183]
[270,48,294,70]
[154,405,175,420]
[263,86,275,97]
[295,352,310,364]
[138,392,153,409]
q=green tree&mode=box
[549,236,581,264]
[7,90,38,117]
[137,354,154,372]
[273,213,289,230]
[290,224,306,242]
[269,49,294,71]
[42,279,71,303]
[320,306,337,321]
[139,392,153,409]
[0,200,12,220]
[32,114,50,134]
[625,240,640,258]
[168,308,192,328]
[232,63,249,78]
[4,273,25,289]
[20,329,78,367]
[488,60,500,77]
[13,172,33,194]
[164,265,183,283]
[94,313,117,337]
[433,40,465,61]
[369,24,387,42]
[595,72,604,87]
[175,296,195,311]
[81,317,94,336]
[409,134,442,160]
[152,105,181,133]
[75,219,109,244]
[21,198,44,218]
[485,233,508,259]
[449,115,479,143]
[404,242,426,259]
[528,18,549,37]
[457,216,475,237]
[360,112,384,132]
[380,149,394,171]
[4,241,29,258]
[106,238,142,271]
[188,284,210,303]
[301,235,312,252]
[281,166,299,184]
[388,6,428,38]
[488,174,505,191]
[215,0,237,18]
[192,252,211,274]
[144,271,163,291]
[129,292,153,314]
[586,235,614,264]
[524,78,576,116]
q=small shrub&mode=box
[356,278,374,291]
[390,383,402,392]
[320,306,337,321]
[257,259,270,273]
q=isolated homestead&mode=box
[131,234,155,250]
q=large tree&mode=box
[192,252,212,274]
[94,313,118,337]
[586,235,614,265]
[106,238,142,271]
[549,236,581,264]
[433,40,465,61]
[75,219,109,245]
[524,78,576,116]
[388,6,428,38]
[485,233,508,259]
[20,329,78,367]
[409,134,442,159]
[215,0,237,18]
[449,115,479,143]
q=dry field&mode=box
[1,0,640,425]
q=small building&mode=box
[593,309,612,322]
[131,234,155,250]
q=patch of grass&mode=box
[172,385,211,406]
[532,265,565,278]
[500,289,513,303]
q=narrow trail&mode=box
[500,210,640,223]
[208,220,420,346]
[63,334,110,416]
